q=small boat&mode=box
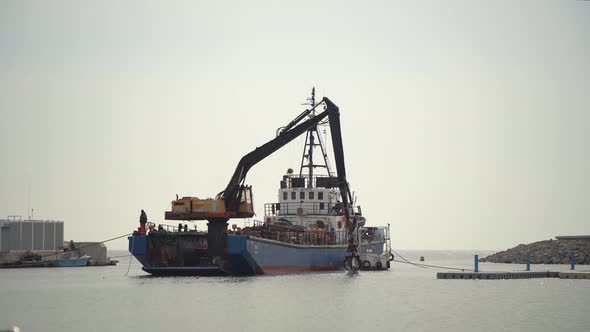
[43,255,91,267]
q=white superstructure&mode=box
[264,172,364,232]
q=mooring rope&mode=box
[107,254,132,259]
[391,257,476,272]
[391,249,427,269]
[125,236,134,276]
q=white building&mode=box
[0,216,64,252]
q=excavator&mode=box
[164,97,361,271]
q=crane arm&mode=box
[324,98,352,221]
[219,101,335,212]
[323,98,359,270]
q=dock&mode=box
[437,271,590,280]
[559,271,590,279]
[437,271,558,279]
[437,254,589,280]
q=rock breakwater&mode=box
[480,237,590,264]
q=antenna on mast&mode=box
[27,183,31,219]
[303,87,316,115]
[298,87,333,187]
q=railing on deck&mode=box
[240,226,349,246]
[146,222,197,233]
[264,202,341,216]
[281,175,339,190]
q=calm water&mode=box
[1,250,589,332]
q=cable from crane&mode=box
[343,216,361,273]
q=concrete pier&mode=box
[559,271,590,279]
[437,271,560,279]
[0,241,117,266]
[438,271,590,280]
[437,254,589,280]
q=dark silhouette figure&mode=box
[139,210,148,235]
[140,210,147,225]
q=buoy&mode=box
[420,256,425,262]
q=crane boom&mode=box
[165,99,331,220]
[164,97,353,224]
[220,100,331,212]
[324,98,360,271]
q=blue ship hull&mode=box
[227,235,348,274]
[129,234,353,276]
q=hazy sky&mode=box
[1,1,588,250]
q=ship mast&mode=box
[299,87,333,187]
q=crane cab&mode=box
[165,186,254,220]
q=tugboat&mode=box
[128,89,392,276]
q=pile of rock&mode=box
[480,237,590,264]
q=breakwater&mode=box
[480,236,590,264]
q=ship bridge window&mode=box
[283,192,288,200]
[300,192,305,200]
[309,191,314,199]
[320,202,325,210]
[291,192,296,200]
[318,192,323,200]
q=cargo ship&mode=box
[128,90,392,276]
